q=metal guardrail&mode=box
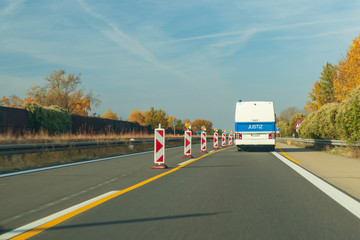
[0,137,211,155]
[277,138,360,147]
[0,139,147,155]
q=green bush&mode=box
[25,103,72,134]
[276,121,290,137]
[316,103,338,139]
[298,112,318,139]
[289,113,307,137]
[335,86,360,141]
[299,103,338,139]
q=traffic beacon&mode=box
[183,123,193,158]
[213,128,219,149]
[152,124,167,169]
[200,126,208,153]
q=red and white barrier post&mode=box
[200,126,207,153]
[183,123,193,158]
[213,128,219,149]
[152,124,167,169]
[221,129,226,148]
[228,130,233,146]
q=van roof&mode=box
[235,101,275,122]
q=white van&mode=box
[234,101,276,151]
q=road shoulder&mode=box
[276,142,360,201]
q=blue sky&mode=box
[1,0,360,131]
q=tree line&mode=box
[128,108,213,134]
[276,33,360,141]
[1,69,214,134]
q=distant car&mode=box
[197,131,202,135]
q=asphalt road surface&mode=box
[1,145,360,239]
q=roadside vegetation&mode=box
[0,130,154,144]
[277,33,360,142]
[276,33,360,159]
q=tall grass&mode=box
[0,128,192,144]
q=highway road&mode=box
[1,144,360,239]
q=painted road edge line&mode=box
[0,191,119,240]
[3,146,234,239]
[271,151,360,219]
[275,144,301,164]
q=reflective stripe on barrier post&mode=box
[222,130,226,148]
[152,124,167,169]
[213,128,219,149]
[228,131,233,145]
[183,130,193,158]
[200,131,207,153]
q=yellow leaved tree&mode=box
[129,110,145,125]
[0,95,25,108]
[305,62,337,112]
[334,33,360,102]
[102,108,119,120]
[1,69,100,115]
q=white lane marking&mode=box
[0,191,119,240]
[1,177,120,225]
[271,151,360,219]
[178,159,195,166]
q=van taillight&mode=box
[235,133,242,139]
[269,132,275,139]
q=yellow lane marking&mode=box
[275,144,301,164]
[12,146,235,240]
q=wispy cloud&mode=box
[76,0,188,80]
[265,27,360,42]
[167,16,360,45]
[0,0,25,17]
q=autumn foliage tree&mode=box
[129,108,181,130]
[334,33,360,102]
[23,69,100,115]
[0,95,25,108]
[143,107,169,129]
[129,110,145,125]
[191,119,213,133]
[102,108,119,120]
[306,62,337,112]
[167,116,184,133]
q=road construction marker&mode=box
[221,130,226,148]
[213,129,219,149]
[152,124,167,169]
[228,131,233,145]
[183,130,193,158]
[3,146,234,239]
[200,130,207,153]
